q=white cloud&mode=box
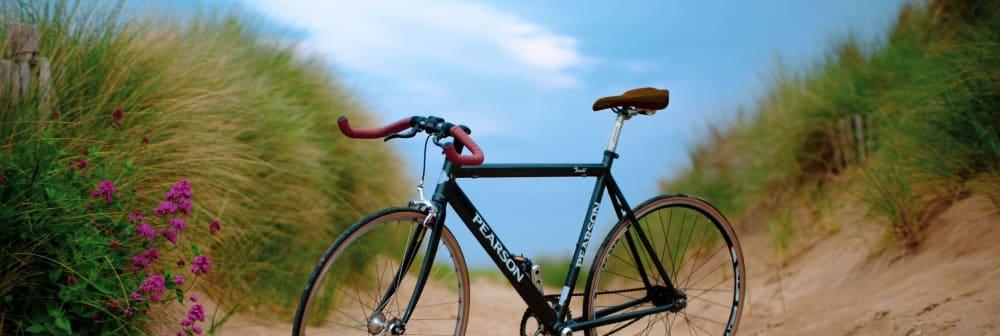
[246,0,591,89]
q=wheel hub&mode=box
[650,286,687,312]
[367,312,387,334]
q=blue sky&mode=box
[232,0,910,267]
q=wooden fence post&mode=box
[3,23,51,117]
[853,115,865,161]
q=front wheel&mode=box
[293,208,470,335]
[583,195,746,336]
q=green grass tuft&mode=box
[1,0,406,331]
[662,0,1000,250]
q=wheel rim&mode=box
[586,198,744,336]
[297,211,469,335]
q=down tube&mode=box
[443,181,557,326]
[555,172,608,321]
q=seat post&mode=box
[606,109,633,153]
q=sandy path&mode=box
[211,195,1000,335]
[740,195,1000,335]
[217,278,529,335]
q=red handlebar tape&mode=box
[444,125,484,166]
[337,116,412,139]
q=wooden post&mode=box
[9,24,37,101]
[838,118,853,172]
[7,23,39,61]
[36,57,51,118]
[853,115,865,161]
[3,23,50,117]
[830,120,842,174]
[0,59,11,99]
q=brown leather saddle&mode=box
[592,87,669,112]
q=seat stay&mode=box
[606,176,676,290]
[607,185,655,291]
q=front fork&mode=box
[370,201,445,335]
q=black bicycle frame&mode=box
[390,148,679,333]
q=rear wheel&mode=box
[293,208,470,335]
[583,195,745,336]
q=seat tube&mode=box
[556,159,613,321]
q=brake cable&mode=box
[416,134,432,202]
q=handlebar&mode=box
[443,126,484,166]
[337,116,413,139]
[337,115,485,166]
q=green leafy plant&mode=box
[0,129,227,334]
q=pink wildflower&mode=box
[180,318,193,327]
[90,180,116,202]
[173,275,185,286]
[190,255,211,275]
[139,274,165,294]
[209,219,221,235]
[111,108,124,125]
[178,199,192,215]
[155,201,178,215]
[130,292,143,302]
[123,306,133,316]
[186,304,205,322]
[127,212,144,223]
[106,300,121,310]
[161,229,177,245]
[131,247,159,271]
[135,222,156,238]
[190,294,198,302]
[165,180,193,202]
[192,325,203,335]
[169,218,187,231]
[70,159,88,171]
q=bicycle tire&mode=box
[293,208,470,335]
[583,195,746,336]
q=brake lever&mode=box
[431,133,451,147]
[384,128,418,142]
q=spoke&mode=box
[330,305,365,326]
[610,247,638,270]
[680,245,725,289]
[665,310,675,335]
[686,311,717,336]
[687,293,731,310]
[684,287,732,293]
[604,314,644,335]
[656,208,677,278]
[352,285,372,321]
[686,312,727,326]
[317,319,366,331]
[604,269,644,284]
[679,216,713,287]
[686,261,727,293]
[334,286,371,321]
[675,210,696,282]
[637,310,658,336]
[683,313,700,336]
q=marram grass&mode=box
[0,0,407,329]
[662,0,999,249]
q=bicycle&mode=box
[293,87,746,336]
